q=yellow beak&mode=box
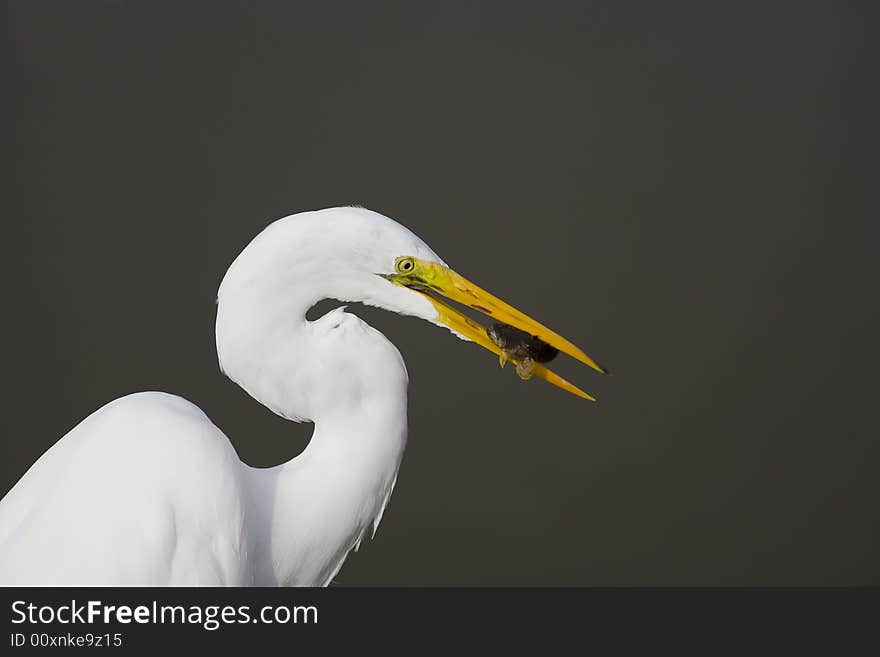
[385,258,606,401]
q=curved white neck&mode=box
[215,209,437,425]
[215,223,415,585]
[225,299,410,585]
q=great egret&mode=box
[0,207,604,586]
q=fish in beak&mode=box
[383,256,607,401]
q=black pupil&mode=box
[403,262,411,270]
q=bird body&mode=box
[0,393,251,585]
[0,207,602,586]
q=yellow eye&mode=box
[395,257,416,274]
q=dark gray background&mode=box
[3,2,877,585]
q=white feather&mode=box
[0,207,445,586]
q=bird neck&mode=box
[217,283,411,424]
[244,392,407,586]
[217,261,411,585]
[213,208,446,584]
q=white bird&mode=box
[0,207,604,586]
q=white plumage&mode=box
[0,206,601,586]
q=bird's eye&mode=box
[395,257,415,274]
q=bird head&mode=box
[218,207,605,404]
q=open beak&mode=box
[384,258,606,401]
